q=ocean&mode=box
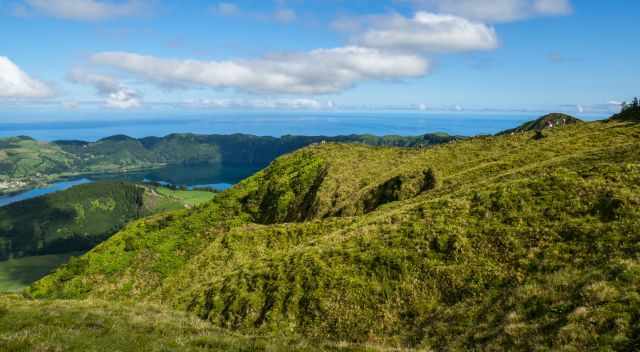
[0,112,606,142]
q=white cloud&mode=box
[68,70,142,109]
[90,47,429,95]
[211,2,297,23]
[355,12,498,53]
[23,0,149,21]
[62,101,80,109]
[273,8,296,23]
[607,100,626,113]
[212,2,239,16]
[183,98,330,110]
[105,89,141,109]
[404,0,573,22]
[533,0,573,16]
[0,56,53,98]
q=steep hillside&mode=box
[27,119,640,350]
[0,182,214,260]
[497,113,582,135]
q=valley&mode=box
[0,182,216,292]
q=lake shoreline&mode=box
[0,163,174,197]
[0,163,261,208]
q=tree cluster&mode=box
[621,97,640,112]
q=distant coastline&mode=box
[0,131,461,196]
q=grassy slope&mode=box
[25,119,640,350]
[0,295,380,352]
[0,137,75,179]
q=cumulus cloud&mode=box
[354,12,498,53]
[22,0,149,21]
[68,70,142,109]
[104,89,142,109]
[90,47,430,95]
[403,0,573,22]
[0,56,53,98]
[182,98,332,110]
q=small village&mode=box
[0,179,30,194]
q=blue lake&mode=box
[0,164,262,208]
[0,179,93,207]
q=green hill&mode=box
[0,132,460,195]
[610,102,640,122]
[0,182,215,261]
[20,117,640,350]
[0,136,75,179]
[497,113,583,135]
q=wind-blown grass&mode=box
[0,295,384,352]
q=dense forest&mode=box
[15,113,640,350]
[611,97,640,121]
[0,182,213,260]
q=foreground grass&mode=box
[0,295,388,352]
[0,253,81,292]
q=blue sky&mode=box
[0,0,638,120]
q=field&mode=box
[0,253,81,292]
[155,187,217,207]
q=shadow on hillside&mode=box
[0,252,80,291]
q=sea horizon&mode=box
[0,111,607,142]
